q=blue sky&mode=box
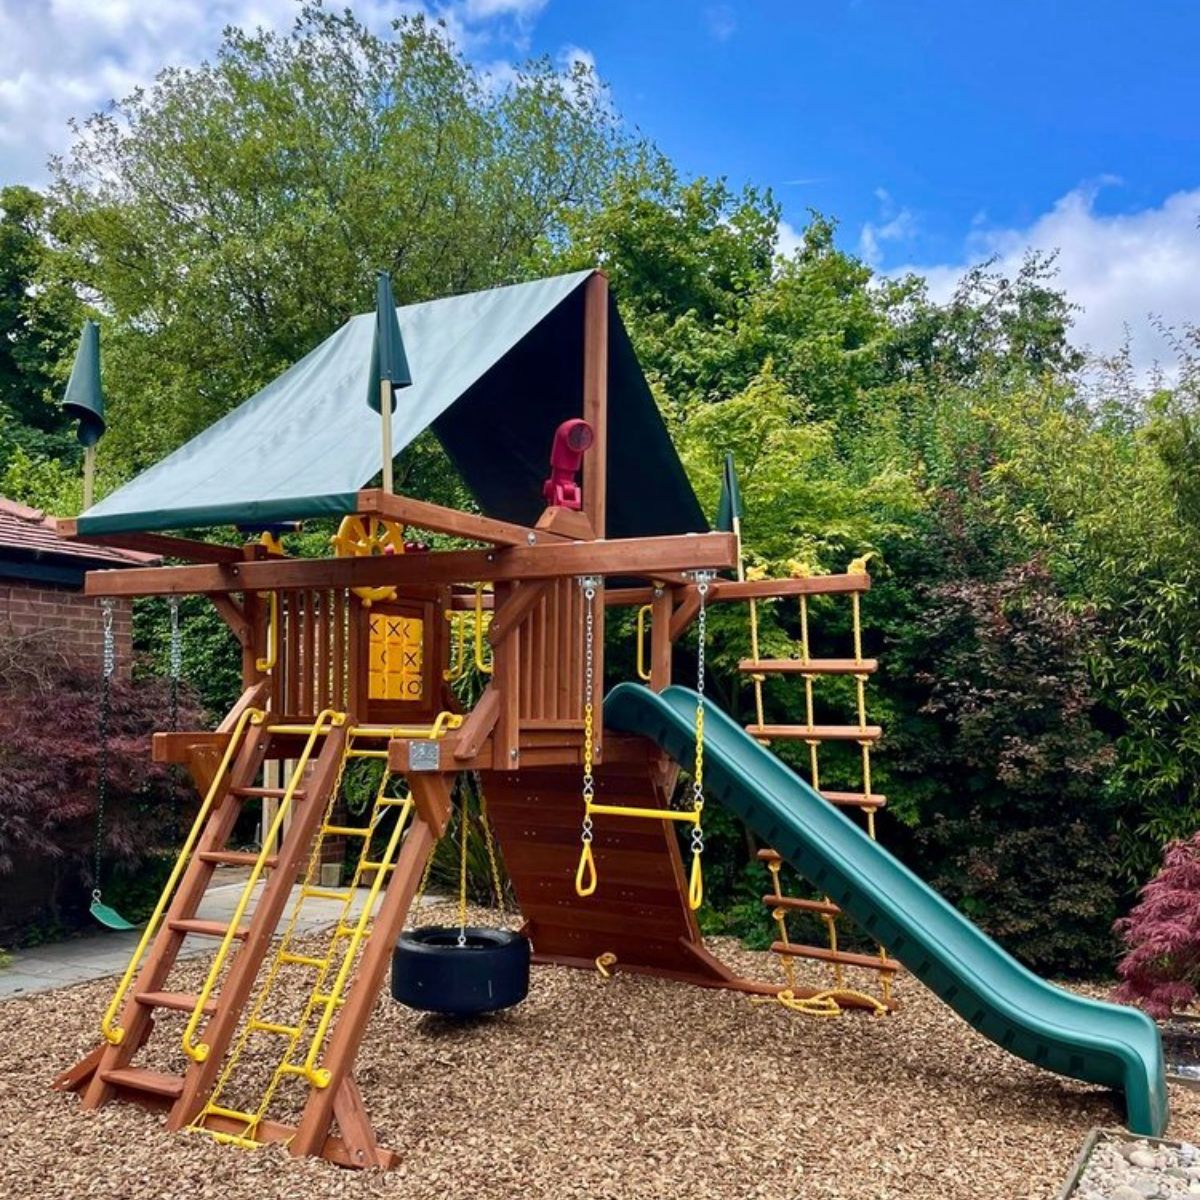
[529,1,1199,267]
[1,0,1197,371]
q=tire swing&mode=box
[391,785,530,1016]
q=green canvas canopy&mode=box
[78,270,706,541]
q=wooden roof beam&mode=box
[356,489,572,547]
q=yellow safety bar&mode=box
[635,604,653,682]
[472,583,493,674]
[182,708,346,1063]
[254,591,279,674]
[99,706,265,1046]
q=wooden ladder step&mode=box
[168,918,249,940]
[198,850,280,868]
[231,786,306,800]
[822,791,887,809]
[746,724,882,742]
[770,941,901,973]
[100,1066,184,1099]
[739,658,878,675]
[135,990,217,1015]
[761,894,842,917]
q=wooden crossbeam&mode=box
[56,518,248,564]
[356,489,570,547]
[81,532,738,598]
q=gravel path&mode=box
[2,905,1198,1200]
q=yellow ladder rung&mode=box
[377,796,412,808]
[347,749,389,759]
[204,1103,260,1124]
[247,1020,300,1037]
[586,803,700,823]
[266,723,339,735]
[311,992,345,1007]
[208,1131,264,1149]
[333,923,370,940]
[278,953,328,969]
[275,1063,309,1078]
[361,861,395,872]
[301,887,355,901]
[322,825,372,837]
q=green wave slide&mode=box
[604,683,1169,1136]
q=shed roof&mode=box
[0,498,157,568]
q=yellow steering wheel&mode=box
[331,516,405,606]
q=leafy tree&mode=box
[0,185,81,472]
[46,4,634,473]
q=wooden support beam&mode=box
[207,593,249,648]
[289,779,448,1161]
[713,573,871,600]
[493,583,522,768]
[488,580,552,647]
[81,532,738,598]
[535,506,595,540]
[356,489,568,547]
[669,587,702,641]
[650,584,673,692]
[581,271,608,539]
[57,518,247,564]
[452,686,501,761]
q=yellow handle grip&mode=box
[575,842,597,897]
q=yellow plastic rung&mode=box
[311,992,345,1007]
[333,923,368,939]
[204,1103,259,1124]
[275,1063,309,1077]
[347,749,389,759]
[207,1130,264,1150]
[377,796,412,808]
[586,802,700,823]
[321,825,372,837]
[301,887,354,901]
[278,952,328,969]
[247,1020,300,1037]
[361,861,395,872]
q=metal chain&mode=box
[579,576,600,852]
[168,595,182,733]
[690,571,714,864]
[93,598,116,903]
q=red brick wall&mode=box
[0,580,135,678]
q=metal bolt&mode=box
[527,532,536,545]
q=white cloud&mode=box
[0,0,566,186]
[858,187,917,267]
[899,181,1200,375]
[776,219,805,258]
[704,4,736,41]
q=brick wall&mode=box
[0,580,135,677]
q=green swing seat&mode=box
[90,891,136,931]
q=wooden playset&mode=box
[51,270,1169,1165]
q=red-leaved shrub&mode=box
[0,630,202,941]
[1114,832,1200,1019]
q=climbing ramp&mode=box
[605,682,1169,1137]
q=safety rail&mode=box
[181,708,346,1063]
[99,706,266,1046]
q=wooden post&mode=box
[82,445,96,510]
[650,583,673,692]
[581,272,608,539]
[380,380,394,494]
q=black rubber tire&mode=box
[391,926,531,1016]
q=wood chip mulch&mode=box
[3,906,1198,1200]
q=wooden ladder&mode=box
[56,712,350,1126]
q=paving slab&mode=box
[0,878,383,1001]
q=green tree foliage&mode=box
[0,186,81,472]
[45,4,634,473]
